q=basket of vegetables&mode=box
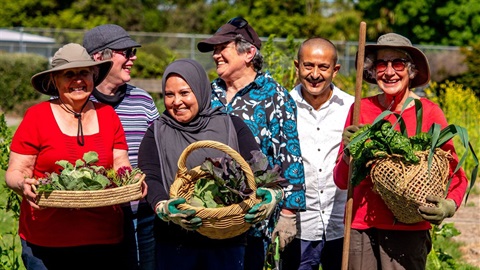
[347,98,477,224]
[169,140,279,240]
[35,151,144,208]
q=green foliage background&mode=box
[0,53,45,112]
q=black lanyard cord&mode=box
[59,98,90,146]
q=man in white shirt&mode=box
[282,37,353,270]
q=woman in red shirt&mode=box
[5,43,133,270]
[334,33,467,270]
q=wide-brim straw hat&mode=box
[31,43,113,95]
[362,33,430,88]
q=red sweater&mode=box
[333,96,467,231]
[11,101,128,247]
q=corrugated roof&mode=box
[0,29,55,43]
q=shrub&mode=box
[0,52,46,113]
[131,42,177,79]
[424,81,480,183]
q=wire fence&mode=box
[0,27,465,80]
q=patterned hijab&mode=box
[154,59,238,193]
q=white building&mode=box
[0,29,56,58]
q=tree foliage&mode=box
[448,40,480,97]
[356,0,480,46]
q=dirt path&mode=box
[446,189,480,267]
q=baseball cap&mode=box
[197,17,262,52]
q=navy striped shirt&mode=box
[91,84,160,167]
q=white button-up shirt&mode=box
[290,84,354,241]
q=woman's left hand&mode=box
[23,177,41,209]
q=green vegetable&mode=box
[36,151,143,192]
[345,97,478,193]
[189,150,286,208]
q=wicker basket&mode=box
[36,174,145,208]
[169,140,261,240]
[370,149,452,224]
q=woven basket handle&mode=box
[176,140,257,191]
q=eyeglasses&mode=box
[374,58,408,72]
[228,17,248,28]
[113,48,137,59]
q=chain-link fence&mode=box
[1,27,466,81]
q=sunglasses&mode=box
[374,58,408,72]
[228,17,248,28]
[113,48,137,59]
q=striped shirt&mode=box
[90,84,160,167]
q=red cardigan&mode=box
[333,96,467,231]
[11,101,128,247]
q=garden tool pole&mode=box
[341,21,366,270]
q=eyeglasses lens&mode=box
[375,59,407,72]
[124,48,137,58]
[228,17,248,28]
[115,48,137,59]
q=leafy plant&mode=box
[346,97,478,189]
[36,151,142,192]
[0,114,12,170]
[427,223,462,269]
[190,150,285,208]
[106,166,144,187]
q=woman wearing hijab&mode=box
[334,33,468,269]
[138,59,282,270]
[5,43,134,269]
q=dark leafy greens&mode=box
[346,97,478,192]
[190,150,286,208]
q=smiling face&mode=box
[164,74,199,124]
[375,49,412,97]
[295,41,339,101]
[212,40,253,80]
[54,67,95,104]
[94,47,137,88]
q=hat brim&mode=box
[31,60,113,96]
[101,38,141,51]
[88,38,141,55]
[361,44,430,88]
[197,34,236,52]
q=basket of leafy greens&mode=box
[170,140,284,239]
[35,151,144,208]
[346,98,478,224]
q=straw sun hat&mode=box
[31,43,113,96]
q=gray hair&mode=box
[364,49,418,82]
[93,48,114,60]
[234,35,263,71]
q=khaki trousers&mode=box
[348,228,432,270]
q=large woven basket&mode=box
[36,174,144,208]
[370,149,451,224]
[169,140,261,240]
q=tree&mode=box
[356,0,480,46]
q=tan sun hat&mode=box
[362,33,430,88]
[31,43,113,95]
